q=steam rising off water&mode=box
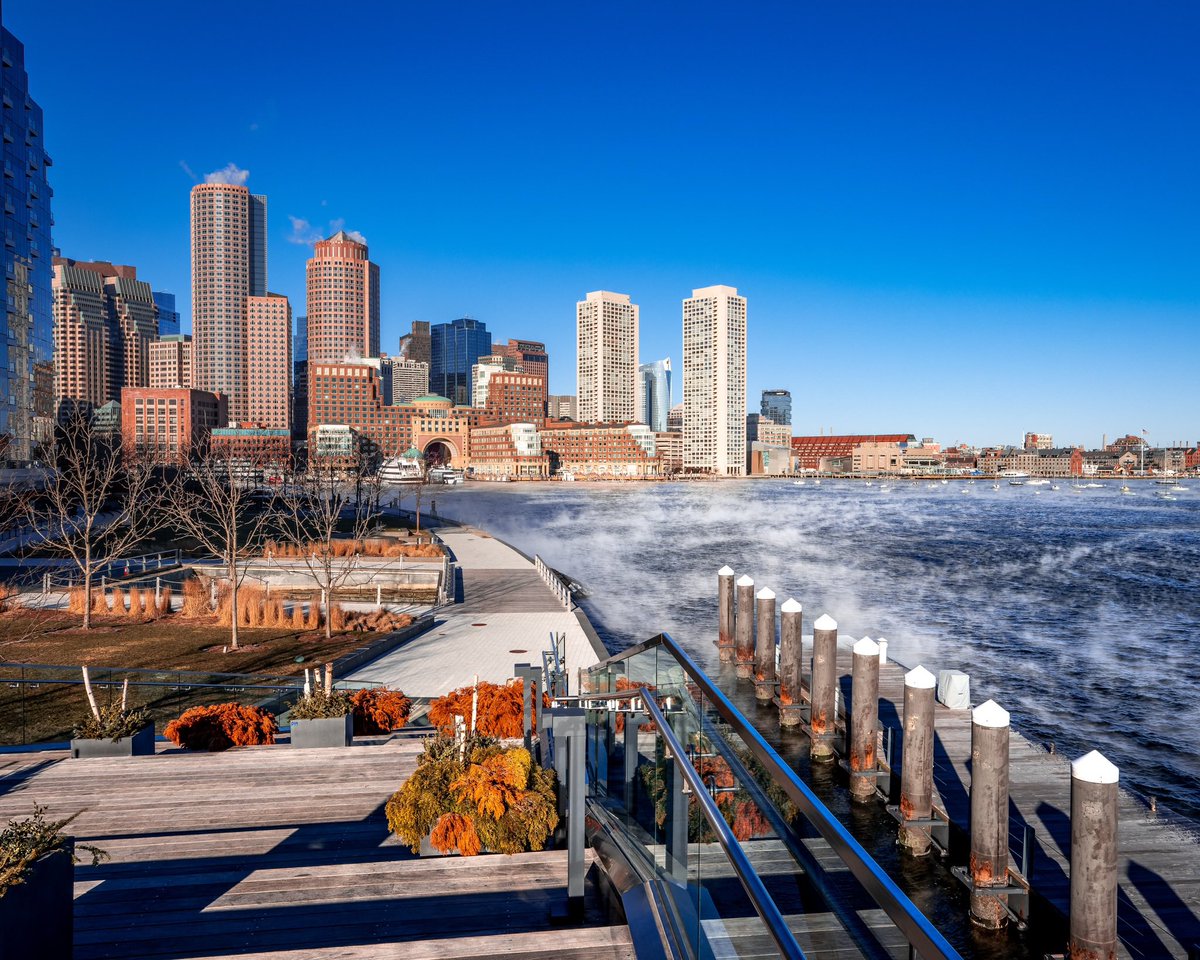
[430,480,1200,823]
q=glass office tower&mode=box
[760,389,791,425]
[430,318,490,405]
[639,358,672,433]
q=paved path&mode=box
[0,741,632,960]
[346,528,604,698]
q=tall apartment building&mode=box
[761,389,791,426]
[246,293,291,430]
[380,356,429,405]
[683,285,747,476]
[190,181,267,422]
[472,354,519,408]
[430,318,490,405]
[305,231,380,364]
[548,394,577,421]
[150,335,192,389]
[639,358,672,433]
[398,320,431,365]
[482,372,546,426]
[577,291,638,424]
[492,339,549,411]
[2,27,55,462]
[153,291,180,336]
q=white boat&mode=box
[1120,485,1135,496]
[813,479,821,486]
[378,457,425,484]
[1155,478,1179,486]
[992,483,1000,491]
[1026,478,1051,487]
[1009,480,1025,486]
[960,486,970,494]
[864,480,873,487]
[1157,492,1177,501]
[998,470,1030,480]
[1083,482,1105,489]
[1050,484,1060,491]
[793,480,806,486]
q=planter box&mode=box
[0,842,73,960]
[70,723,155,759]
[290,714,353,749]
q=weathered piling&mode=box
[878,637,888,665]
[718,566,735,663]
[849,636,880,802]
[734,575,755,679]
[1070,750,1119,960]
[809,614,838,760]
[754,588,777,701]
[970,699,1011,928]
[777,599,803,726]
[899,664,937,855]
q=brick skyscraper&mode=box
[247,293,292,430]
[190,180,267,422]
[305,231,380,364]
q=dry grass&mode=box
[263,538,443,560]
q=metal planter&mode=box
[70,723,155,759]
[0,843,73,960]
[289,713,353,749]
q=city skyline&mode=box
[5,2,1199,446]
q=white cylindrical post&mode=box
[1070,750,1119,960]
[376,584,382,609]
[754,588,777,701]
[718,566,735,663]
[877,637,888,665]
[849,636,880,801]
[810,614,838,760]
[970,699,1011,928]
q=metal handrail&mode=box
[589,632,963,960]
[636,690,806,959]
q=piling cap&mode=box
[781,598,802,613]
[1072,749,1119,784]
[718,565,735,577]
[904,665,937,689]
[736,575,755,587]
[853,636,879,656]
[972,700,1010,729]
[756,587,775,601]
[813,613,837,631]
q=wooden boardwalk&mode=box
[819,641,1200,960]
[0,740,634,960]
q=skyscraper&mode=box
[577,291,638,423]
[760,389,791,426]
[153,291,180,337]
[639,358,672,433]
[398,320,431,365]
[1,27,55,463]
[190,179,267,422]
[292,315,307,445]
[150,335,192,389]
[246,293,292,430]
[430,318,490,405]
[492,339,549,413]
[305,231,380,364]
[683,285,747,476]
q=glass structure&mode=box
[152,290,180,337]
[639,358,672,433]
[430,317,490,406]
[2,27,54,465]
[760,388,791,425]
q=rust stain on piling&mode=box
[811,710,827,736]
[1067,947,1114,960]
[849,749,862,771]
[779,689,793,706]
[899,795,915,820]
[970,853,994,885]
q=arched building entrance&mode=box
[423,438,460,468]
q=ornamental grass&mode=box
[164,704,278,751]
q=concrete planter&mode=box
[70,723,155,759]
[0,842,73,960]
[290,714,353,749]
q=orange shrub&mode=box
[91,590,108,615]
[428,679,551,739]
[290,604,306,629]
[164,703,278,751]
[350,687,412,735]
[68,587,87,615]
[126,587,143,619]
[305,595,321,630]
[181,578,211,619]
[614,678,658,734]
[329,603,346,631]
[157,586,172,617]
[430,812,481,857]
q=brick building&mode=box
[150,335,192,389]
[120,387,226,463]
[492,339,549,411]
[468,423,548,480]
[539,422,659,478]
[481,372,546,426]
[245,293,292,430]
[790,434,913,471]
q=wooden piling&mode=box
[1070,750,1119,960]
[754,588,777,701]
[970,699,1011,928]
[734,575,755,679]
[899,664,937,856]
[849,636,880,802]
[777,599,803,726]
[809,614,838,760]
[718,566,735,663]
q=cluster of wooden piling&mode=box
[717,566,1120,954]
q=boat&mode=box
[1157,492,1177,501]
[1120,485,1135,496]
[1050,484,1060,491]
[813,479,821,486]
[998,469,1030,480]
[378,457,425,484]
[1008,480,1025,486]
[793,479,806,486]
[1026,478,1051,487]
[992,483,1000,491]
[864,480,873,487]
[1155,477,1179,486]
[1083,482,1105,489]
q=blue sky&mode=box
[6,2,1198,447]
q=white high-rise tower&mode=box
[683,285,747,475]
[576,290,639,423]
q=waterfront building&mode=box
[398,320,431,365]
[682,285,747,476]
[760,389,791,426]
[655,430,683,474]
[190,180,267,423]
[639,358,672,433]
[0,28,54,464]
[745,414,791,447]
[120,387,226,462]
[482,372,546,426]
[153,291,180,337]
[246,293,291,430]
[852,440,911,474]
[430,318,490,406]
[978,447,1083,477]
[305,231,380,364]
[548,394,577,421]
[380,356,430,404]
[1024,432,1053,451]
[472,353,519,409]
[748,441,792,475]
[790,434,914,472]
[577,291,638,424]
[312,423,361,466]
[209,426,291,468]
[468,422,547,480]
[667,402,683,433]
[493,339,549,410]
[539,422,659,478]
[150,335,192,389]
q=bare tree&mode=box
[20,416,167,630]
[168,446,278,650]
[276,448,381,639]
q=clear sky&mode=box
[6,2,1198,448]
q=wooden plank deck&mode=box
[0,741,634,960]
[817,641,1200,960]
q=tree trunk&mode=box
[82,568,92,631]
[229,558,240,650]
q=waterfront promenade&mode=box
[345,525,605,698]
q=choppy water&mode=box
[429,479,1200,824]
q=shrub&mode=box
[180,577,211,619]
[290,687,351,720]
[428,679,551,739]
[614,678,658,735]
[156,585,172,617]
[350,687,412,735]
[164,704,277,751]
[91,589,108,615]
[73,703,152,742]
[1,806,107,898]
[126,588,143,619]
[67,587,87,615]
[290,604,306,629]
[305,595,321,630]
[328,603,346,632]
[385,739,558,856]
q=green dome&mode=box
[401,447,424,459]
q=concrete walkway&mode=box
[345,528,605,698]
